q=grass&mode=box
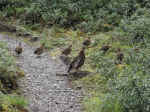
[0,41,28,112]
[1,19,148,112]
[0,2,150,111]
[33,27,121,111]
[83,93,123,112]
[36,26,147,112]
[0,94,28,112]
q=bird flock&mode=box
[15,37,124,75]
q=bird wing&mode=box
[68,56,79,72]
[76,55,85,69]
[74,57,81,68]
[15,47,22,52]
[62,48,69,54]
[34,48,41,54]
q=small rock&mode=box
[53,84,59,89]
[31,106,39,112]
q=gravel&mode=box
[0,34,83,112]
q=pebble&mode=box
[0,34,83,112]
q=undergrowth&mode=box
[38,26,150,112]
[0,42,27,112]
[1,0,150,112]
[1,0,150,33]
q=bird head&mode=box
[85,37,91,42]
[69,45,72,48]
[117,48,121,52]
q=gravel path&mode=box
[0,34,83,112]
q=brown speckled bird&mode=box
[82,38,91,47]
[116,48,124,64]
[68,47,86,73]
[15,42,23,56]
[100,45,111,54]
[34,43,45,56]
[61,45,72,56]
[134,48,140,52]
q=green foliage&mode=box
[0,42,16,78]
[2,0,150,32]
[37,26,150,112]
[0,94,27,107]
[83,92,123,112]
[90,50,117,79]
[0,94,27,112]
[0,0,29,17]
[1,0,150,112]
[120,9,150,45]
[113,74,150,112]
[88,39,150,112]
[0,42,18,93]
[0,42,27,112]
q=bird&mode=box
[34,43,45,56]
[134,48,140,52]
[100,45,111,54]
[116,48,124,64]
[15,42,23,56]
[82,38,91,47]
[61,45,72,56]
[68,47,86,73]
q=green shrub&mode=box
[110,68,150,112]
[0,94,27,111]
[2,0,147,32]
[119,8,150,45]
[89,42,150,112]
[0,0,29,17]
[0,42,19,93]
[0,41,27,112]
[84,93,123,112]
[0,42,17,77]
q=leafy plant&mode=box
[0,94,28,111]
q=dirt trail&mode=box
[0,34,83,112]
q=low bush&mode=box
[88,41,150,112]
[0,94,27,112]
[120,8,150,45]
[1,0,148,32]
[0,42,18,93]
[0,41,27,112]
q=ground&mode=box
[0,34,83,112]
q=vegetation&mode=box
[0,42,27,112]
[0,0,150,112]
[1,0,149,32]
